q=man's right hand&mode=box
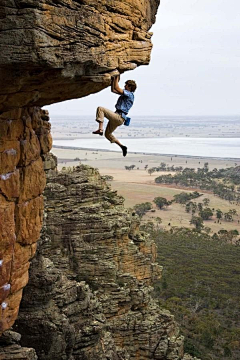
[110,69,120,78]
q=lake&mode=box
[53,137,240,159]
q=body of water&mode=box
[53,137,240,159]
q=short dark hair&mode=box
[125,80,137,92]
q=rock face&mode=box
[0,330,37,360]
[14,165,185,359]
[0,0,160,338]
[0,0,160,113]
[0,107,51,335]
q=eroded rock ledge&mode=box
[13,165,186,359]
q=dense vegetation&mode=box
[145,226,240,360]
[154,164,240,203]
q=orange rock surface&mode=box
[0,108,51,334]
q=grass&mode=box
[109,177,240,234]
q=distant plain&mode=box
[50,115,240,235]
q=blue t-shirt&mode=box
[115,90,134,119]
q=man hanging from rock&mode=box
[92,71,137,157]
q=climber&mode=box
[92,71,137,157]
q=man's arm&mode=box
[111,75,124,95]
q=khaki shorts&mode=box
[96,106,124,143]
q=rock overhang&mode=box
[0,0,160,113]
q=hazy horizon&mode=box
[49,113,240,117]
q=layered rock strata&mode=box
[0,0,160,113]
[0,107,52,334]
[14,165,186,359]
[0,330,37,360]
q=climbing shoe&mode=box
[122,146,127,157]
[92,129,103,136]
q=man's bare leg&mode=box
[93,106,121,136]
[92,121,103,135]
[92,116,104,135]
[115,139,127,157]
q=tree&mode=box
[216,209,223,220]
[155,217,162,228]
[174,192,190,204]
[224,212,233,222]
[198,202,203,212]
[203,198,210,207]
[200,208,213,220]
[134,202,152,217]
[193,191,201,198]
[229,209,237,217]
[148,168,156,176]
[160,162,167,170]
[185,202,191,213]
[125,165,135,171]
[204,162,209,172]
[229,229,239,237]
[191,202,197,215]
[154,197,169,210]
[190,216,204,231]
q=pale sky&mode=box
[45,0,240,116]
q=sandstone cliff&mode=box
[0,0,160,336]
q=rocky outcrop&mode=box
[0,107,51,334]
[14,165,186,359]
[0,0,160,113]
[0,330,37,360]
